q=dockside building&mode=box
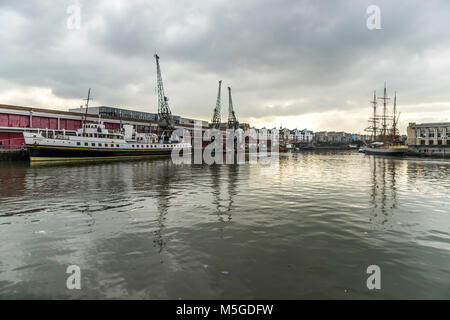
[407,122,450,158]
[407,122,450,146]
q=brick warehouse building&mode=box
[0,104,208,149]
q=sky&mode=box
[0,0,450,133]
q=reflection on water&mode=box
[0,153,449,299]
[369,158,400,226]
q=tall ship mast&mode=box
[377,82,391,146]
[392,92,401,143]
[365,90,379,143]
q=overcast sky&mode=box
[0,0,449,133]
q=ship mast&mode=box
[365,90,379,143]
[371,91,377,142]
[82,88,92,136]
[377,82,390,145]
[392,92,398,142]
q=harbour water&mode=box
[0,152,449,299]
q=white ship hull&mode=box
[23,124,191,162]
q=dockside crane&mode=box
[227,87,239,130]
[211,80,222,129]
[154,53,174,142]
[82,88,92,136]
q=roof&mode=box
[410,122,450,128]
[0,103,208,129]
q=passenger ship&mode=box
[23,121,191,162]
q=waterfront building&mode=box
[358,134,373,142]
[290,128,314,143]
[407,122,450,146]
[315,131,350,144]
[0,104,208,149]
[314,131,370,144]
[70,106,209,128]
[406,122,450,158]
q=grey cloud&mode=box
[0,0,450,132]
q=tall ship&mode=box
[363,83,408,156]
[24,54,192,162]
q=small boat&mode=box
[358,147,366,153]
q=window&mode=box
[116,144,120,147]
[132,145,135,148]
[99,143,102,147]
[92,143,96,146]
[77,142,81,146]
[111,144,114,147]
[84,142,88,146]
